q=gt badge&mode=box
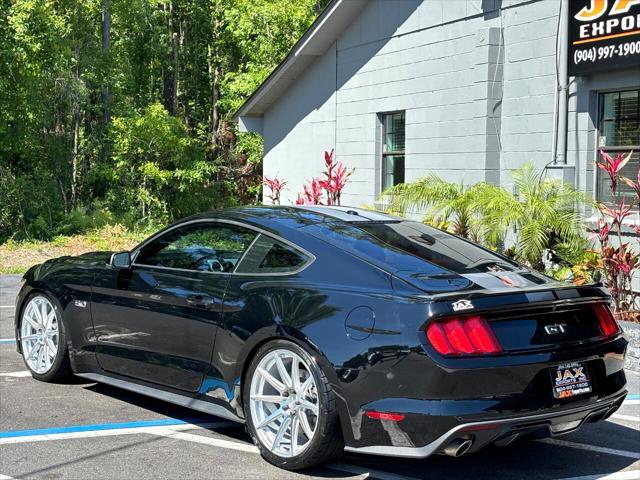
[544,323,567,335]
[452,299,474,312]
[74,300,87,308]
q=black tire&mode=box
[243,339,343,470]
[19,292,72,382]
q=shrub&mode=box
[594,150,639,313]
[382,163,589,272]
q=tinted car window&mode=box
[304,221,520,275]
[135,223,256,272]
[235,234,310,274]
[357,222,520,273]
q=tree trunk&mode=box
[161,2,178,115]
[180,17,189,129]
[101,0,111,125]
[172,30,179,115]
[208,4,221,153]
[71,100,80,209]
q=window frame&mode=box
[596,88,640,204]
[380,111,406,192]
[130,219,315,277]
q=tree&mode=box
[0,0,326,242]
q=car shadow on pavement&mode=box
[83,381,639,479]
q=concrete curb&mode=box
[620,320,640,373]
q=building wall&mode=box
[260,0,639,210]
[262,44,337,204]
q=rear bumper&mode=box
[344,389,627,458]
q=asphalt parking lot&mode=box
[1,274,639,480]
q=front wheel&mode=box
[19,293,72,382]
[243,340,343,470]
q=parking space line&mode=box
[327,462,422,480]
[0,371,30,378]
[0,306,14,308]
[536,439,640,460]
[153,429,420,480]
[554,469,640,480]
[0,339,16,344]
[0,474,18,480]
[154,429,259,453]
[610,413,640,423]
[0,420,234,444]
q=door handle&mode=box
[186,295,217,309]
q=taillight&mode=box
[426,315,502,356]
[592,303,619,337]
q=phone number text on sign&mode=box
[574,40,640,66]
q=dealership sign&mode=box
[569,0,640,75]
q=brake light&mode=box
[366,411,405,422]
[426,315,502,356]
[592,303,619,337]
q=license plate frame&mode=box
[550,361,592,399]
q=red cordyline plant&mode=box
[295,178,325,205]
[295,149,354,205]
[594,149,639,314]
[263,176,287,205]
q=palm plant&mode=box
[472,164,589,269]
[382,174,482,241]
[382,163,590,271]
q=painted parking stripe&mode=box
[153,429,421,480]
[610,413,640,423]
[0,371,31,378]
[0,339,16,344]
[555,470,640,480]
[154,429,259,454]
[0,474,18,480]
[0,418,231,439]
[0,421,234,445]
[0,306,15,308]
[627,395,640,400]
[536,438,640,460]
[327,462,422,480]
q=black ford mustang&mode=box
[15,206,627,470]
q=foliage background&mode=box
[0,0,330,242]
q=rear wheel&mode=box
[243,340,343,470]
[20,294,71,382]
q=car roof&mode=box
[185,205,401,229]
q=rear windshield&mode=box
[303,221,520,275]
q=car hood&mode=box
[44,251,113,268]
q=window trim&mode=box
[596,88,640,203]
[380,110,406,192]
[130,219,316,277]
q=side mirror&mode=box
[110,251,131,269]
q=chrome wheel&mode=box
[20,296,58,374]
[249,349,319,458]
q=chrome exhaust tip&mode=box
[441,438,473,457]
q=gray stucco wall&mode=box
[260,0,640,211]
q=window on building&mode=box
[381,112,405,191]
[598,89,639,204]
